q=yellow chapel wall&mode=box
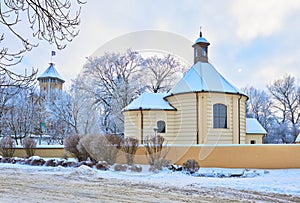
[165,93,197,144]
[246,134,265,144]
[124,92,247,145]
[203,93,247,144]
[165,92,247,144]
[123,110,176,143]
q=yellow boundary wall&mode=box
[13,147,67,158]
[11,145,300,169]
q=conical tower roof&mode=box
[167,61,246,96]
[37,63,65,83]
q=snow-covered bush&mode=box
[79,134,122,165]
[183,159,200,174]
[64,135,89,161]
[145,135,169,171]
[95,161,110,171]
[114,164,128,172]
[22,137,37,157]
[129,165,142,172]
[121,137,138,165]
[0,136,15,157]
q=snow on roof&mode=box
[295,134,300,142]
[37,63,65,82]
[167,62,246,96]
[195,37,209,44]
[123,92,175,111]
[246,118,267,134]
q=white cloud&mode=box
[8,0,300,91]
[232,0,300,42]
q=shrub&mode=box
[114,164,128,172]
[64,135,89,161]
[183,159,200,174]
[121,137,139,165]
[95,161,110,171]
[145,135,169,171]
[129,165,142,172]
[79,134,122,165]
[22,137,37,157]
[0,136,15,157]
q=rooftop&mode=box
[246,118,267,134]
[195,37,210,44]
[123,92,175,111]
[296,134,300,143]
[167,61,246,96]
[37,63,65,82]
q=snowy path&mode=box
[0,164,299,202]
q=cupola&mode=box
[192,29,210,63]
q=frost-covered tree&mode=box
[242,86,274,131]
[82,49,143,134]
[3,88,42,144]
[0,0,84,87]
[0,76,22,135]
[141,54,187,93]
[70,76,100,135]
[44,90,78,144]
[75,50,186,134]
[267,75,300,141]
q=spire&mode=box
[199,26,202,37]
[192,29,210,64]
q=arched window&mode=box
[213,104,227,128]
[157,120,166,133]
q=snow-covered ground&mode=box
[0,162,299,202]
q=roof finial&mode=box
[200,26,202,37]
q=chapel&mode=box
[123,31,267,144]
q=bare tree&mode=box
[82,49,143,134]
[242,86,274,130]
[45,90,78,143]
[267,75,300,141]
[141,54,187,93]
[3,88,41,144]
[71,75,100,135]
[0,0,84,87]
[0,75,23,135]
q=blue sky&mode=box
[14,0,300,90]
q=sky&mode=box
[12,0,300,90]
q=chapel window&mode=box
[213,104,227,128]
[157,120,166,133]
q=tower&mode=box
[192,29,210,63]
[37,63,65,95]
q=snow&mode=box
[37,63,65,82]
[15,145,64,148]
[296,134,300,143]
[167,62,246,96]
[0,163,299,197]
[123,92,175,111]
[246,118,267,134]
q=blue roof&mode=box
[167,61,246,96]
[195,37,209,44]
[123,92,175,111]
[38,63,65,82]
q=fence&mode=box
[11,144,300,169]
